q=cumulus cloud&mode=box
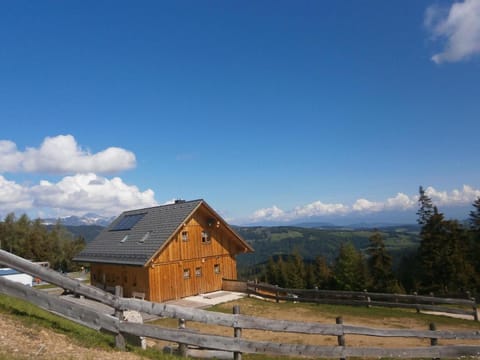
[293,200,349,217]
[425,184,480,205]
[0,175,33,213]
[251,206,285,222]
[425,0,480,63]
[385,192,416,210]
[247,185,480,224]
[352,198,383,212]
[30,173,158,216]
[0,173,158,218]
[0,135,136,174]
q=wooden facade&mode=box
[85,200,252,302]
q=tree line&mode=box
[262,188,480,296]
[0,213,85,272]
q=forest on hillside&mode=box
[241,188,480,296]
[0,214,85,272]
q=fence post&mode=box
[472,297,478,322]
[114,285,125,351]
[275,285,279,303]
[429,322,440,360]
[233,305,242,360]
[363,289,371,308]
[413,292,420,313]
[178,318,188,357]
[336,316,346,360]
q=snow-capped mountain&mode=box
[41,213,115,227]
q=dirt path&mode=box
[0,313,144,360]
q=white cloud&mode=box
[247,185,480,224]
[352,198,383,212]
[0,173,158,219]
[0,175,33,213]
[0,135,136,174]
[425,0,480,63]
[425,184,480,205]
[385,192,416,210]
[250,206,285,222]
[30,173,158,217]
[293,200,349,217]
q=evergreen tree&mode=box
[313,255,331,289]
[418,206,473,294]
[265,256,279,284]
[285,249,306,288]
[470,197,480,231]
[367,230,398,293]
[417,186,434,225]
[333,242,369,291]
[467,197,480,291]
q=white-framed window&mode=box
[181,230,188,242]
[195,267,202,277]
[201,231,210,244]
[183,268,190,279]
[214,264,220,274]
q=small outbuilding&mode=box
[74,199,253,302]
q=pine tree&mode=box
[334,242,368,291]
[417,186,434,225]
[367,230,397,293]
[314,255,331,289]
[285,250,306,288]
[469,197,480,232]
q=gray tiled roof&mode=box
[74,199,203,266]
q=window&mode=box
[181,231,188,242]
[195,267,202,277]
[201,231,210,244]
[183,268,191,279]
[214,264,220,274]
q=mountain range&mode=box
[41,213,115,227]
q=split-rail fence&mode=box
[241,281,479,321]
[1,249,480,359]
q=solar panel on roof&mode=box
[111,213,146,231]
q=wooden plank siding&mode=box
[148,211,239,302]
[90,263,148,298]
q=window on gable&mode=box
[183,268,191,279]
[195,267,202,277]
[201,231,210,244]
[181,231,188,242]
[214,264,220,274]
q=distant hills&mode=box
[233,224,421,276]
[54,217,421,277]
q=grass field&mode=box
[1,293,478,359]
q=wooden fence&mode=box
[245,281,479,321]
[1,249,480,359]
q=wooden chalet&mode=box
[74,199,253,302]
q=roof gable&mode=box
[74,199,253,266]
[74,199,203,266]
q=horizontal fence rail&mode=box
[1,249,480,359]
[246,281,479,321]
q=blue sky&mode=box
[1,1,479,225]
